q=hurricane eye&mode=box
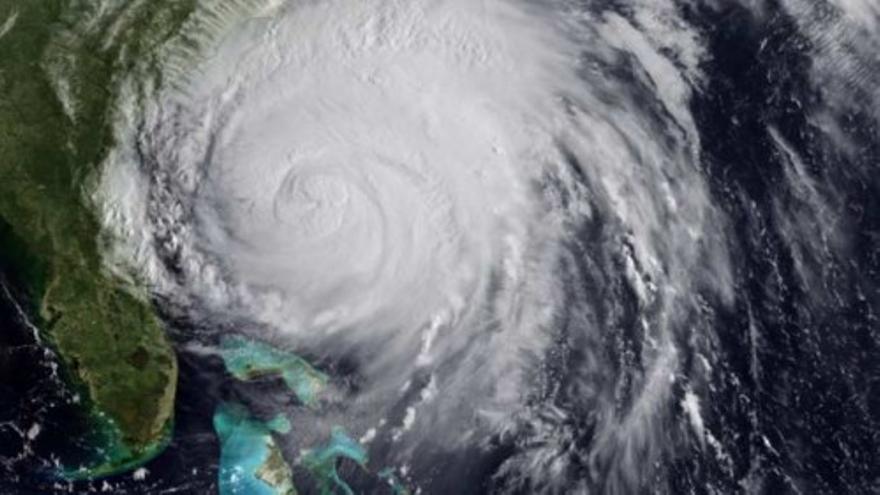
[273,172,351,238]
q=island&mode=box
[219,335,327,406]
[214,403,297,495]
[217,335,392,495]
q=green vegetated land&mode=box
[0,0,197,477]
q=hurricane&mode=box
[3,0,874,493]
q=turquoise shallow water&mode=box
[213,403,291,495]
[215,334,406,494]
[378,468,410,495]
[302,427,368,495]
[219,335,327,406]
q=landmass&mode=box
[218,334,409,495]
[301,427,369,495]
[0,0,196,476]
[214,403,297,495]
[219,335,328,406]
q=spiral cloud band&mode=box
[98,0,735,491]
